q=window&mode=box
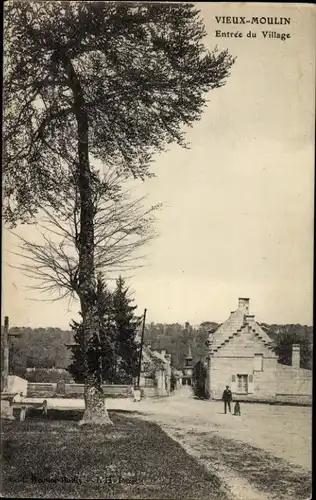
[236,374,248,394]
[145,377,155,387]
[254,354,263,371]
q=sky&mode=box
[2,3,315,329]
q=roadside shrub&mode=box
[25,369,74,383]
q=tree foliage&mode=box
[192,360,208,399]
[170,370,178,392]
[5,321,312,381]
[143,321,215,369]
[67,275,115,385]
[67,275,141,384]
[24,369,74,384]
[112,276,142,383]
[5,327,73,376]
[4,1,235,224]
[262,324,313,370]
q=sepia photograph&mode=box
[1,2,314,499]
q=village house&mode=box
[206,298,312,404]
[139,343,172,397]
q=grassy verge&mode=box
[1,411,228,499]
[174,428,311,500]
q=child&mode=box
[133,386,141,403]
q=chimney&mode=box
[238,298,250,312]
[245,314,255,324]
[161,349,166,358]
[292,344,300,368]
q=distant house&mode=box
[139,343,172,397]
[206,298,312,404]
[182,346,193,386]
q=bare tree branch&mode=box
[8,180,159,300]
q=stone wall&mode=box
[276,364,312,396]
[28,382,57,396]
[28,381,173,398]
[27,383,132,398]
[275,394,312,405]
[65,384,133,398]
[64,383,85,396]
[252,357,278,399]
[141,387,157,398]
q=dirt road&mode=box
[131,387,312,500]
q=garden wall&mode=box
[276,364,312,395]
[27,382,132,398]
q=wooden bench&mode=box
[12,399,48,422]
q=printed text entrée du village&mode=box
[214,16,291,41]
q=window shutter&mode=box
[248,374,254,394]
[231,374,236,393]
[254,354,263,371]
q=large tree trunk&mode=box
[79,373,113,426]
[60,49,112,426]
[78,301,113,426]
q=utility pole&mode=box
[137,308,147,387]
[2,316,9,392]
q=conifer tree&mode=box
[68,275,115,385]
[192,360,207,399]
[112,276,142,384]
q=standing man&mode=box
[222,385,232,414]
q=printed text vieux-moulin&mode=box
[215,16,291,26]
[215,16,291,41]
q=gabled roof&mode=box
[142,347,154,364]
[142,345,169,369]
[151,349,168,365]
[208,299,275,355]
